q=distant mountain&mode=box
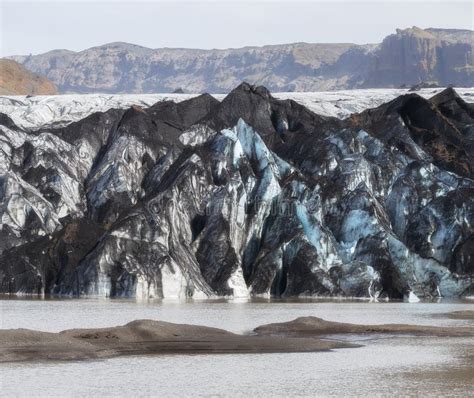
[0,59,58,95]
[9,27,474,94]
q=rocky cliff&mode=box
[364,27,474,88]
[0,84,473,299]
[9,28,473,93]
[0,59,58,95]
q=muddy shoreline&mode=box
[255,316,474,337]
[1,316,473,363]
[0,319,357,363]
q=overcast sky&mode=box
[1,1,472,57]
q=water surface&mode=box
[1,298,473,397]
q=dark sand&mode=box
[0,319,356,363]
[254,316,474,337]
[2,316,474,363]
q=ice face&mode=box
[339,209,380,245]
[1,88,473,299]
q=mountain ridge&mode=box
[8,27,473,94]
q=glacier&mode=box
[1,88,474,130]
[0,83,473,299]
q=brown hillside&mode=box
[0,59,58,95]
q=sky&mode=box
[0,0,472,57]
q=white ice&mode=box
[2,88,473,130]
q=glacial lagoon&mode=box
[1,298,473,397]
